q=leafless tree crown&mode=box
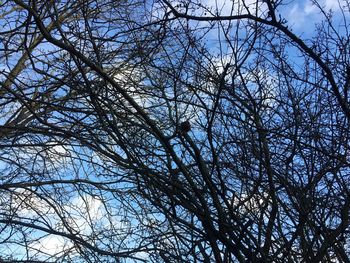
[0,0,349,262]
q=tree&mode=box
[0,0,349,262]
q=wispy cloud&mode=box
[285,0,343,31]
[324,0,342,11]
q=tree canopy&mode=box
[0,0,350,262]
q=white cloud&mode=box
[304,1,318,14]
[31,235,73,256]
[133,251,149,261]
[285,0,344,30]
[286,3,308,29]
[45,142,71,165]
[13,189,55,218]
[203,0,266,16]
[14,191,107,235]
[71,195,104,221]
[231,191,269,215]
[63,195,106,234]
[324,0,341,11]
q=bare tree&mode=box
[0,0,349,262]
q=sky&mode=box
[201,0,345,34]
[1,0,348,261]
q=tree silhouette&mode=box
[0,0,349,262]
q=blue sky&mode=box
[194,0,346,35]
